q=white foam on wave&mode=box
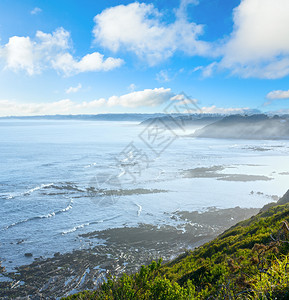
[61,214,122,235]
[6,183,54,200]
[44,212,56,218]
[60,198,74,212]
[61,204,73,212]
[84,162,98,168]
[24,183,54,195]
[136,204,142,216]
[62,223,90,235]
[5,198,74,229]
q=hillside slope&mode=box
[194,114,289,140]
[64,190,289,299]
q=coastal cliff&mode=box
[64,189,289,299]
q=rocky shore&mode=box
[0,206,260,299]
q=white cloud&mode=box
[264,89,289,106]
[52,52,124,75]
[0,99,71,116]
[0,28,70,75]
[107,88,173,108]
[65,83,82,94]
[156,68,185,82]
[192,66,203,73]
[31,7,42,15]
[0,88,175,116]
[36,28,70,50]
[201,105,255,115]
[93,1,210,65]
[220,0,289,78]
[193,62,218,78]
[0,90,261,116]
[176,0,199,19]
[156,70,171,82]
[266,89,289,100]
[0,27,123,75]
[128,83,136,92]
[3,36,35,75]
[0,98,108,116]
[0,98,258,117]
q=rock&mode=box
[24,253,33,257]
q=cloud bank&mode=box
[93,1,211,66]
[93,0,289,78]
[264,89,289,106]
[219,0,289,78]
[106,88,173,108]
[266,89,289,100]
[0,88,258,117]
[1,0,289,80]
[0,28,123,75]
[0,88,173,116]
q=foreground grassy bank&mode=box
[64,191,289,299]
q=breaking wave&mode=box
[61,214,122,235]
[5,198,74,229]
[6,183,54,200]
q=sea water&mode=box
[1,119,289,271]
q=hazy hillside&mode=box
[194,114,289,140]
[139,114,222,129]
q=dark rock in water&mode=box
[24,253,33,257]
[277,190,289,205]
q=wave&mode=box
[136,204,142,216]
[6,182,86,200]
[84,163,99,168]
[6,183,54,200]
[24,183,54,195]
[61,214,122,235]
[5,198,74,229]
[62,223,90,235]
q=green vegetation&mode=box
[63,199,289,299]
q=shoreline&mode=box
[0,206,259,299]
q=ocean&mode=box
[1,119,289,274]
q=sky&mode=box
[0,0,289,116]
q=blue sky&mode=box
[0,0,289,116]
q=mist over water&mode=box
[1,119,289,271]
